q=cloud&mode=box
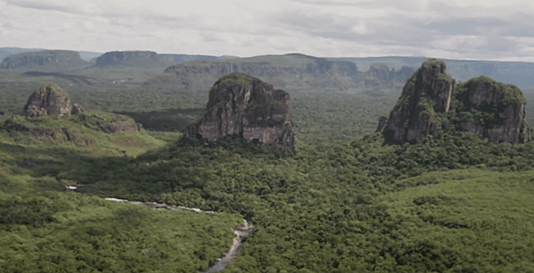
[426,15,534,38]
[0,0,533,61]
[3,0,79,13]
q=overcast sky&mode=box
[1,0,533,61]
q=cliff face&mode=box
[0,50,85,69]
[380,59,530,144]
[95,51,162,67]
[186,73,295,151]
[452,76,530,143]
[382,60,455,144]
[24,84,72,117]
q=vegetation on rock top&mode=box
[216,72,259,87]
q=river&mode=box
[104,198,254,272]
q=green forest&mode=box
[1,58,534,272]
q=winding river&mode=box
[104,198,254,272]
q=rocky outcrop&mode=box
[0,50,86,69]
[382,59,455,144]
[96,114,139,133]
[24,84,72,118]
[452,76,530,143]
[186,73,295,151]
[71,103,87,115]
[95,51,163,67]
[380,59,530,144]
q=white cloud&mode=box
[0,0,533,61]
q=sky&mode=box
[1,0,533,61]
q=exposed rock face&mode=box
[24,84,72,117]
[375,115,388,132]
[0,50,85,69]
[95,51,162,67]
[382,59,455,144]
[380,59,530,144]
[452,76,530,143]
[186,73,295,151]
[71,103,87,115]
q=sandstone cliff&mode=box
[451,76,530,143]
[95,51,163,67]
[0,50,86,69]
[380,59,530,144]
[186,73,295,151]
[382,59,455,144]
[24,84,72,118]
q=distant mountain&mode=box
[95,51,164,67]
[150,53,414,93]
[2,47,533,89]
[0,47,44,63]
[0,47,101,63]
[160,54,219,63]
[0,50,88,69]
[95,51,233,67]
[331,56,534,88]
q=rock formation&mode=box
[382,59,455,144]
[96,114,140,133]
[452,76,530,143]
[71,103,87,115]
[24,84,72,117]
[380,59,530,144]
[95,51,163,67]
[0,50,86,69]
[186,73,295,151]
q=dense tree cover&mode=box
[69,131,534,273]
[0,170,242,273]
[0,112,242,272]
[2,70,534,272]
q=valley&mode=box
[1,48,534,272]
